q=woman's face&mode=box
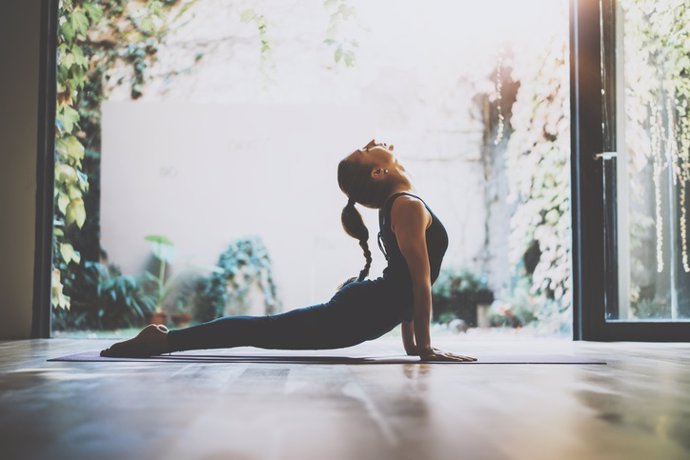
[351,139,406,174]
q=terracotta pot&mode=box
[171,312,193,328]
[145,311,167,326]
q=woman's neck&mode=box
[386,180,414,200]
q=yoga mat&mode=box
[49,350,606,365]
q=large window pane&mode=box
[613,0,690,321]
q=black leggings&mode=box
[167,278,405,352]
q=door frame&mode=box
[32,0,58,338]
[570,0,690,341]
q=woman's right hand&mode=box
[418,347,477,362]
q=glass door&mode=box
[571,0,690,340]
[605,0,690,324]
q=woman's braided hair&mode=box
[337,155,390,289]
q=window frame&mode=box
[32,0,58,338]
[570,0,690,341]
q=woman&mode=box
[100,139,476,362]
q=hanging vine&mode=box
[54,0,187,312]
[323,0,358,67]
[620,0,690,276]
[505,38,571,333]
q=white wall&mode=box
[101,101,486,310]
[0,0,41,339]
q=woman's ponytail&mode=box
[338,199,372,289]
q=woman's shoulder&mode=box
[386,191,427,210]
[389,193,432,229]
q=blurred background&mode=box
[52,0,573,337]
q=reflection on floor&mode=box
[0,338,688,460]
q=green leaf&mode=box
[60,105,80,133]
[334,46,343,63]
[240,9,256,22]
[72,65,85,88]
[145,234,176,263]
[61,52,75,70]
[66,198,86,228]
[59,243,80,264]
[83,3,103,23]
[59,243,74,263]
[70,9,89,36]
[145,234,174,246]
[67,184,82,200]
[61,21,75,42]
[56,136,85,162]
[55,163,77,184]
[57,192,70,214]
[71,45,87,68]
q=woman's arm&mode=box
[391,197,433,353]
[391,197,476,362]
[401,320,417,355]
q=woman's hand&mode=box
[418,347,477,362]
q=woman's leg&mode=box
[167,302,354,352]
[100,279,401,356]
[100,303,347,357]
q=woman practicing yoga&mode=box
[101,139,476,362]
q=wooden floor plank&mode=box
[0,338,688,460]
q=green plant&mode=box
[619,0,690,305]
[240,8,274,82]
[194,237,280,322]
[323,0,359,68]
[632,296,672,320]
[503,34,571,333]
[53,261,156,331]
[144,234,176,313]
[431,267,494,326]
[53,0,185,315]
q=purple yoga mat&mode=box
[49,350,606,364]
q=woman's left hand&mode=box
[419,347,477,362]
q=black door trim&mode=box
[31,0,58,338]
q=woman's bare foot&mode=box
[100,324,170,358]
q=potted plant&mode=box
[193,236,280,322]
[169,273,202,327]
[143,234,176,325]
[431,267,494,327]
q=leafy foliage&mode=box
[240,9,272,62]
[53,0,183,315]
[504,38,571,333]
[144,234,176,312]
[52,261,157,330]
[323,0,358,67]
[431,267,494,326]
[194,237,280,322]
[619,0,690,313]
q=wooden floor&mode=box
[1,337,689,460]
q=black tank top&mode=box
[377,192,449,320]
